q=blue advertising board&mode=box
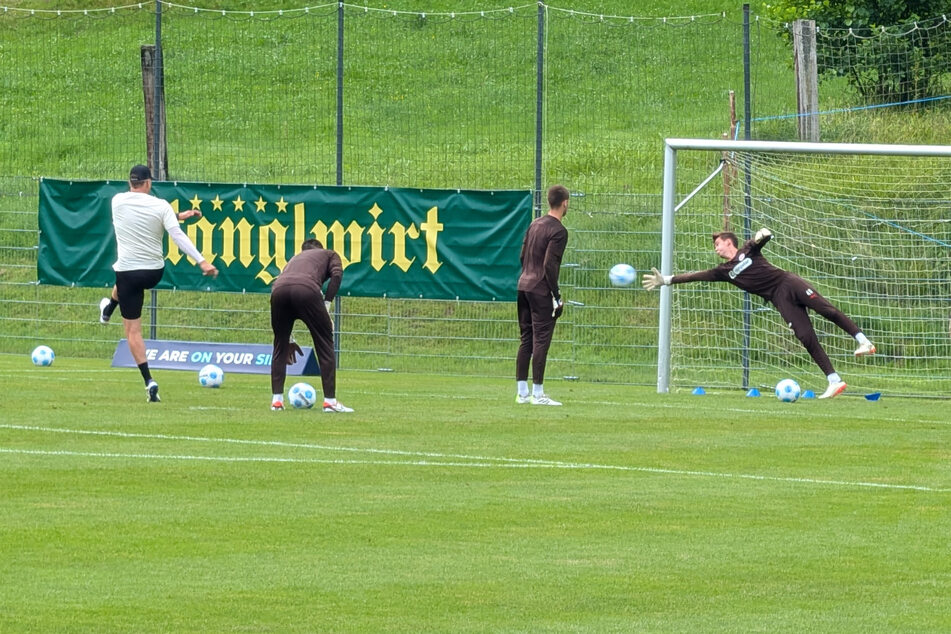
[111,339,319,376]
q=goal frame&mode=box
[658,138,951,394]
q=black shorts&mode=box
[115,268,164,320]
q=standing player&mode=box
[642,228,876,399]
[104,164,218,402]
[515,184,570,406]
[269,238,353,413]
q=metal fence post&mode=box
[741,3,753,389]
[534,2,544,219]
[334,2,344,366]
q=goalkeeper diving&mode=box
[642,228,875,399]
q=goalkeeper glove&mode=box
[641,267,672,291]
[287,340,303,364]
[552,296,564,319]
[754,227,772,245]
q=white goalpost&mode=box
[658,138,951,398]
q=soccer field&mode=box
[2,355,949,632]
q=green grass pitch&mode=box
[1,354,949,632]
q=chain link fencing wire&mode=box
[5,5,936,387]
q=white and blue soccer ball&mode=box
[198,364,224,388]
[775,378,801,403]
[288,382,317,409]
[31,345,55,367]
[609,263,637,287]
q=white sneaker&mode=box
[271,401,284,411]
[146,380,160,403]
[516,394,531,404]
[854,342,876,357]
[531,394,562,406]
[99,297,112,324]
[323,401,354,413]
[818,381,847,400]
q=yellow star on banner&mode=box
[254,197,267,212]
[233,195,246,212]
[275,196,288,213]
[189,195,202,210]
[210,195,224,211]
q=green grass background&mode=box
[1,354,949,631]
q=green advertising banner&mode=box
[38,179,532,301]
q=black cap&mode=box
[129,164,152,182]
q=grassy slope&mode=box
[1,354,949,631]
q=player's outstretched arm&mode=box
[641,267,672,291]
[753,227,772,245]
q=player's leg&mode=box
[515,291,533,403]
[297,289,351,412]
[797,283,876,357]
[527,291,561,406]
[774,287,845,399]
[269,288,298,409]
[116,269,164,402]
[99,285,119,324]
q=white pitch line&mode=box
[0,424,947,493]
[0,423,566,465]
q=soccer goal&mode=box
[657,138,951,398]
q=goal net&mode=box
[658,139,951,398]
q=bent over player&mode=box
[642,229,875,399]
[269,239,352,413]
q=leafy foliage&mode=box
[764,0,951,104]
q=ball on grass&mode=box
[775,378,801,403]
[198,364,224,388]
[31,345,55,367]
[288,382,317,409]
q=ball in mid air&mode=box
[609,263,636,287]
[775,378,801,403]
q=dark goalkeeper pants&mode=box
[516,290,558,385]
[771,277,861,376]
[270,283,336,399]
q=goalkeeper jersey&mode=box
[517,214,568,298]
[272,247,343,302]
[671,235,796,302]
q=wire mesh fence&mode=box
[2,3,948,390]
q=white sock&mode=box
[325,397,337,405]
[517,381,529,397]
[272,393,283,402]
[532,384,544,398]
[855,332,871,345]
[827,373,842,384]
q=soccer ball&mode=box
[288,382,317,409]
[198,364,224,388]
[31,345,55,367]
[609,263,636,287]
[775,378,801,403]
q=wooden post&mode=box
[793,19,819,142]
[140,45,168,179]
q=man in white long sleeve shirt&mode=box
[101,164,218,402]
